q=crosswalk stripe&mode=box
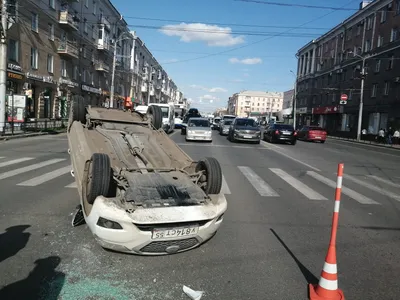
[0,157,34,168]
[17,165,71,186]
[0,158,66,181]
[221,175,231,194]
[367,175,400,188]
[65,182,77,188]
[270,168,327,200]
[306,171,380,205]
[344,174,400,202]
[0,156,4,160]
[238,166,279,197]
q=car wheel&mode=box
[69,95,86,125]
[321,140,326,144]
[195,157,223,195]
[86,153,111,205]
[181,128,186,135]
[146,105,163,130]
[291,140,297,145]
[255,140,260,144]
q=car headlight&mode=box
[206,131,212,135]
[97,217,123,230]
[188,130,194,134]
[234,129,239,134]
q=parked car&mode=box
[67,96,226,255]
[228,118,261,144]
[263,124,297,145]
[296,126,327,143]
[185,118,212,142]
[219,119,233,136]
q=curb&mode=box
[0,130,67,141]
[328,136,400,151]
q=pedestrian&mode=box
[378,128,385,143]
[393,129,400,145]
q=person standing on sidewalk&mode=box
[378,128,385,144]
[393,129,399,145]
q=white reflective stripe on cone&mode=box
[336,176,343,189]
[319,277,338,291]
[334,200,340,213]
[323,262,337,274]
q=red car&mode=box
[296,126,327,143]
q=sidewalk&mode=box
[328,135,400,150]
[0,129,66,141]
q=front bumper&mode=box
[276,135,296,142]
[233,132,261,142]
[186,133,212,141]
[84,194,227,255]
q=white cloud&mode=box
[229,57,263,65]
[243,73,250,77]
[189,85,227,93]
[159,23,245,47]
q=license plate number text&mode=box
[152,227,199,239]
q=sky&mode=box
[112,0,365,112]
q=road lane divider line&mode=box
[0,158,66,181]
[0,157,34,168]
[238,166,279,197]
[306,171,380,205]
[65,182,77,188]
[269,168,327,200]
[367,175,400,188]
[17,165,71,186]
[343,174,400,202]
[260,141,321,172]
[0,156,4,159]
[221,175,231,195]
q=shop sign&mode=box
[296,107,308,114]
[7,71,24,80]
[82,84,101,94]
[59,78,79,87]
[312,105,340,115]
[43,76,56,84]
[25,72,56,84]
[8,63,22,72]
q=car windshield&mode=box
[223,120,233,126]
[189,119,210,127]
[236,119,256,127]
[160,107,169,118]
[214,119,221,123]
[309,127,324,131]
[276,124,294,130]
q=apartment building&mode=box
[227,90,284,117]
[296,0,400,135]
[129,33,182,107]
[279,89,294,120]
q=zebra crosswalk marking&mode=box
[65,182,77,188]
[306,171,380,205]
[269,168,327,200]
[17,165,71,186]
[0,157,34,168]
[0,158,66,181]
[367,175,400,189]
[238,166,279,197]
[343,174,400,202]
[221,175,231,194]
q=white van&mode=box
[148,103,175,133]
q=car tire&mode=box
[181,128,186,135]
[195,157,223,195]
[255,140,260,144]
[146,105,163,130]
[70,95,86,124]
[291,140,297,145]
[86,153,111,205]
[321,140,326,144]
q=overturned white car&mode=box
[67,96,227,255]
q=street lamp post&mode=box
[290,70,297,130]
[356,56,367,142]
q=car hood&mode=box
[188,127,211,132]
[235,126,260,131]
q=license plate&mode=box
[243,135,252,138]
[152,226,199,240]
[315,136,321,139]
[282,131,291,135]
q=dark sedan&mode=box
[228,118,261,144]
[263,124,297,145]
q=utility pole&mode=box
[0,0,8,135]
[146,65,151,105]
[293,79,297,130]
[356,58,366,142]
[109,38,117,109]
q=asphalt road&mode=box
[1,131,400,300]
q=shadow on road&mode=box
[0,225,31,263]
[0,256,65,300]
[357,226,400,231]
[270,228,319,285]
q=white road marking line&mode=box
[367,175,400,189]
[270,168,327,200]
[238,166,279,197]
[343,174,400,202]
[260,141,321,172]
[0,156,4,159]
[221,175,231,194]
[0,158,66,181]
[65,182,77,188]
[176,143,267,149]
[17,165,71,186]
[306,171,380,205]
[0,157,34,168]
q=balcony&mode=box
[95,61,109,72]
[97,38,109,51]
[57,41,79,58]
[58,11,79,31]
[98,16,111,31]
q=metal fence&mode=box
[329,131,400,148]
[2,119,68,136]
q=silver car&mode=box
[219,119,234,136]
[186,118,212,142]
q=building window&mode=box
[364,40,371,52]
[48,23,54,41]
[92,25,96,39]
[61,59,67,77]
[47,54,54,73]
[384,81,390,95]
[49,0,55,9]
[356,24,362,36]
[8,39,18,62]
[367,15,373,30]
[381,8,387,23]
[397,0,400,15]
[84,19,88,33]
[375,59,381,72]
[73,65,79,80]
[377,35,383,47]
[93,1,97,14]
[85,0,89,7]
[82,68,86,82]
[388,55,394,69]
[390,28,398,42]
[371,84,377,97]
[31,13,38,32]
[30,47,38,69]
[349,89,353,100]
